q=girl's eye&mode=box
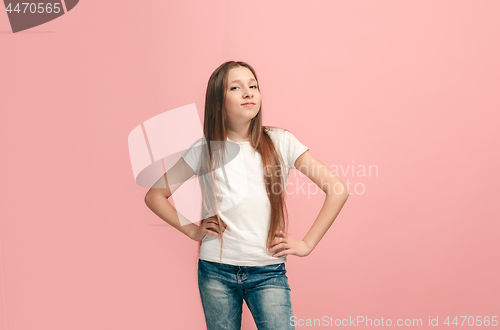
[230,85,258,90]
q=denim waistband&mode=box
[199,258,286,273]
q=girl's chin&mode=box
[240,109,259,116]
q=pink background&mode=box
[1,1,499,329]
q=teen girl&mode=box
[145,61,350,330]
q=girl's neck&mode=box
[226,125,251,143]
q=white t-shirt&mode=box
[181,126,309,266]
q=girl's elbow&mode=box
[144,192,155,207]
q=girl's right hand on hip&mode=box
[191,216,227,241]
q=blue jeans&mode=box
[198,259,295,330]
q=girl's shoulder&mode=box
[264,125,288,136]
[264,126,298,145]
[264,126,308,151]
[187,134,210,147]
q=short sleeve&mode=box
[181,138,203,175]
[281,130,309,170]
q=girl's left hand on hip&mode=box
[268,230,313,257]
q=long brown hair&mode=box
[198,61,289,262]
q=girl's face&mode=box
[224,66,261,126]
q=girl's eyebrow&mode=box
[229,78,257,84]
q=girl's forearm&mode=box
[144,195,199,240]
[301,192,349,251]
